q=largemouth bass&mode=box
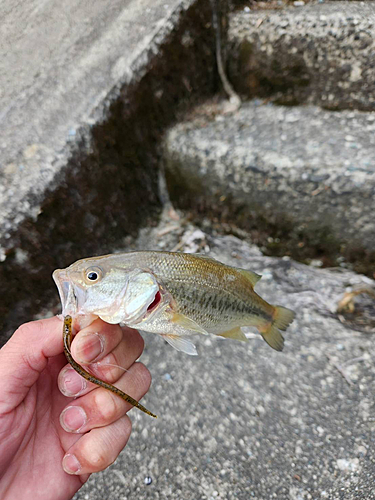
[53,251,295,355]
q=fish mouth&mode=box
[52,269,86,317]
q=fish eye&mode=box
[85,267,103,283]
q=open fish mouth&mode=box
[52,269,86,317]
[52,266,164,328]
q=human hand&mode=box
[0,317,151,500]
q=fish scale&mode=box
[165,279,269,333]
[147,254,269,328]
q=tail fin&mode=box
[261,306,295,352]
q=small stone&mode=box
[336,458,360,473]
[310,259,323,268]
[355,445,367,457]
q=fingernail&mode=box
[76,332,104,363]
[60,406,87,433]
[60,366,87,396]
[63,454,81,474]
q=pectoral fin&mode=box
[218,326,248,342]
[171,312,209,335]
[162,334,198,355]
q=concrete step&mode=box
[0,0,217,336]
[163,100,375,269]
[228,2,375,110]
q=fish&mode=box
[53,251,295,356]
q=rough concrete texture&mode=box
[163,100,375,265]
[1,0,180,235]
[228,2,375,110]
[71,219,375,500]
[0,0,217,337]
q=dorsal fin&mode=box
[197,255,262,287]
[195,254,218,263]
[237,268,262,287]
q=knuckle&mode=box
[124,414,132,435]
[113,323,123,339]
[85,447,111,471]
[91,353,118,382]
[13,322,44,372]
[121,327,144,358]
[114,415,132,443]
[134,332,145,356]
[132,362,152,392]
[99,320,123,341]
[81,415,132,471]
[14,321,40,339]
[94,389,118,422]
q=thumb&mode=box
[0,317,64,413]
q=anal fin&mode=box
[218,326,248,342]
[260,325,284,352]
[162,334,198,356]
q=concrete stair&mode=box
[0,0,217,337]
[163,1,375,274]
[228,2,375,110]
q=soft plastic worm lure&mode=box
[63,315,157,418]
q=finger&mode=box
[87,327,144,381]
[70,319,124,364]
[72,321,143,369]
[58,326,144,398]
[60,362,151,433]
[0,317,64,412]
[62,414,132,475]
